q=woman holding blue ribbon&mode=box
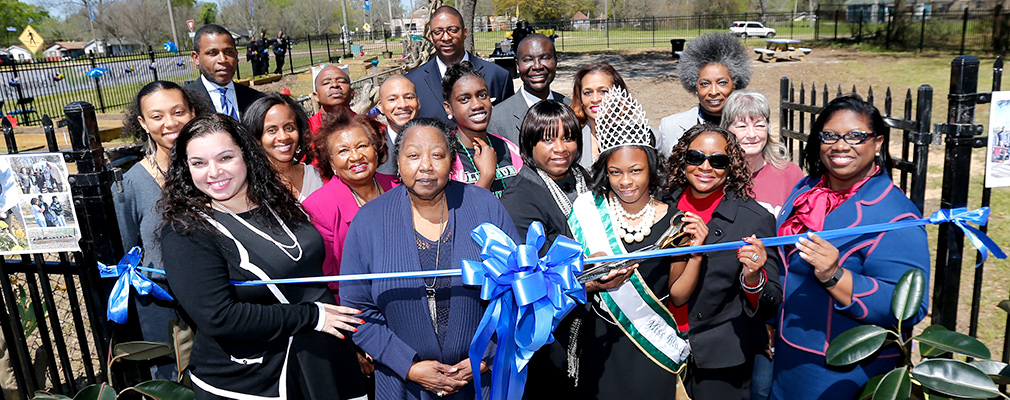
[565,86,691,399]
[662,124,782,399]
[160,114,368,400]
[341,117,517,399]
[770,95,930,400]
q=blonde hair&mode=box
[720,90,789,169]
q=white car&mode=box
[729,21,776,38]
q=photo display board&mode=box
[0,153,81,254]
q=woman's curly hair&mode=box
[311,109,389,180]
[664,124,753,200]
[123,81,209,150]
[159,113,307,235]
[677,33,752,94]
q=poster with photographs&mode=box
[986,91,1010,187]
[0,153,81,254]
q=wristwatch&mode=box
[820,267,844,288]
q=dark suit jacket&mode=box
[405,54,515,126]
[184,78,265,118]
[665,188,782,370]
[487,90,570,145]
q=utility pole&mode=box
[341,0,349,42]
[167,0,179,47]
[604,0,609,40]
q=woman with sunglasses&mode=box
[663,124,781,399]
[770,96,930,400]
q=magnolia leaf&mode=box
[917,325,948,357]
[72,383,116,400]
[32,391,72,400]
[968,360,1010,385]
[122,380,195,400]
[998,300,1010,314]
[113,341,173,361]
[911,359,1000,399]
[891,269,925,322]
[857,373,885,400]
[915,329,990,360]
[170,319,194,380]
[827,325,889,366]
[872,367,911,400]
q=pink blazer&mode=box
[302,173,399,300]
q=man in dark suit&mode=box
[487,33,569,144]
[405,6,513,126]
[185,24,264,120]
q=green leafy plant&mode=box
[15,280,48,337]
[826,269,1010,399]
[31,338,193,399]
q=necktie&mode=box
[217,87,239,120]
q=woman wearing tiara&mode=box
[565,87,701,399]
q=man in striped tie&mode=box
[185,24,264,120]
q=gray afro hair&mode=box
[678,33,752,94]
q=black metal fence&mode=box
[813,6,1010,54]
[0,103,132,398]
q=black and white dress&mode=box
[162,208,367,400]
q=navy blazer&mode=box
[405,53,515,126]
[341,182,519,400]
[184,79,265,118]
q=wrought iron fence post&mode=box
[326,33,332,62]
[815,6,820,40]
[920,11,926,52]
[834,8,839,40]
[308,35,314,66]
[88,52,106,112]
[8,61,33,126]
[148,45,159,82]
[64,101,127,383]
[960,8,969,55]
[653,16,656,47]
[606,18,610,48]
[932,55,980,331]
[288,39,294,74]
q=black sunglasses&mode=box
[685,150,731,169]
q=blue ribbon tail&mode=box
[930,207,1007,267]
[107,274,131,324]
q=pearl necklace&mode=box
[212,200,303,262]
[607,193,656,243]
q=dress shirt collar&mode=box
[200,75,240,117]
[436,51,471,78]
[520,87,554,108]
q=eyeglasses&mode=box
[431,26,462,38]
[685,149,731,169]
[819,130,876,145]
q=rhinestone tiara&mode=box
[596,85,654,153]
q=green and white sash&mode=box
[568,193,691,374]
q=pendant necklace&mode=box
[422,195,446,331]
[607,193,657,243]
[212,200,303,262]
[350,177,384,207]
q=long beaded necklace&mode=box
[456,132,506,190]
[607,193,657,243]
[536,168,588,218]
[419,195,446,331]
[212,200,304,262]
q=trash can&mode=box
[670,39,686,58]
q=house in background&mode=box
[391,7,429,37]
[572,11,590,30]
[43,41,87,60]
[84,39,144,55]
[7,45,35,62]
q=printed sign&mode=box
[0,153,81,254]
[187,20,195,32]
[985,91,1010,187]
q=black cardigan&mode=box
[666,188,783,369]
[500,165,589,247]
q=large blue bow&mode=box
[929,207,1006,267]
[97,246,174,324]
[461,222,586,400]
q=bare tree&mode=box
[291,0,340,36]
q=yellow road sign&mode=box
[363,23,372,31]
[18,25,44,54]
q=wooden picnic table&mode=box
[754,39,811,62]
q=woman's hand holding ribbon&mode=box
[737,235,767,286]
[584,251,637,293]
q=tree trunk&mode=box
[460,0,476,53]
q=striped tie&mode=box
[217,87,239,120]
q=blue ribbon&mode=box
[163,40,178,53]
[461,221,585,400]
[930,207,1006,267]
[97,246,174,324]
